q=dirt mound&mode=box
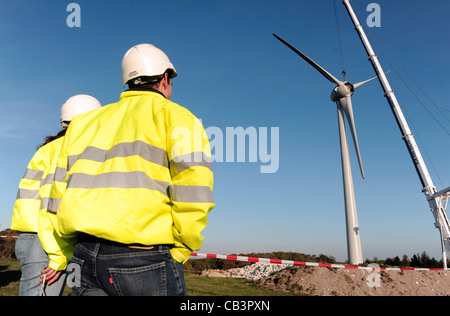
[0,230,18,259]
[258,266,450,296]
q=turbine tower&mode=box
[273,33,377,264]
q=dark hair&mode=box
[38,128,67,149]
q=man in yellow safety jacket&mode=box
[11,95,101,296]
[48,43,215,296]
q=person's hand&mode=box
[40,267,63,285]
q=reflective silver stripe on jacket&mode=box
[16,189,40,200]
[170,151,213,175]
[41,173,55,187]
[40,168,66,187]
[169,185,215,204]
[23,168,44,181]
[41,197,49,209]
[67,141,212,174]
[67,141,169,171]
[67,171,170,196]
[54,167,67,182]
[47,198,61,214]
[47,177,214,214]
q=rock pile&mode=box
[201,262,289,280]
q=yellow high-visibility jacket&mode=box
[49,90,215,263]
[12,137,74,271]
[11,144,50,233]
[38,136,76,271]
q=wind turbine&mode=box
[273,33,377,264]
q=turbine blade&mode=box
[273,33,343,85]
[338,96,365,179]
[353,70,392,90]
[353,76,377,90]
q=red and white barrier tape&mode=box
[191,252,450,272]
[0,237,446,271]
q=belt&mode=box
[77,233,166,250]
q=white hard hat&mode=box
[60,94,102,128]
[121,43,177,86]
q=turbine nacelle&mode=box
[331,82,354,102]
[330,76,378,102]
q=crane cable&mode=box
[333,0,346,80]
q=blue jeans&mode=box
[69,237,186,296]
[15,233,67,296]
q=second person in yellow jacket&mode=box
[38,95,102,288]
[12,94,101,296]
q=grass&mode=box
[185,274,299,296]
[0,259,299,296]
[0,259,72,296]
[0,259,21,296]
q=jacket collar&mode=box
[125,87,167,99]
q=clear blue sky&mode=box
[0,0,449,262]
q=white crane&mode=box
[273,33,378,264]
[341,0,450,268]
